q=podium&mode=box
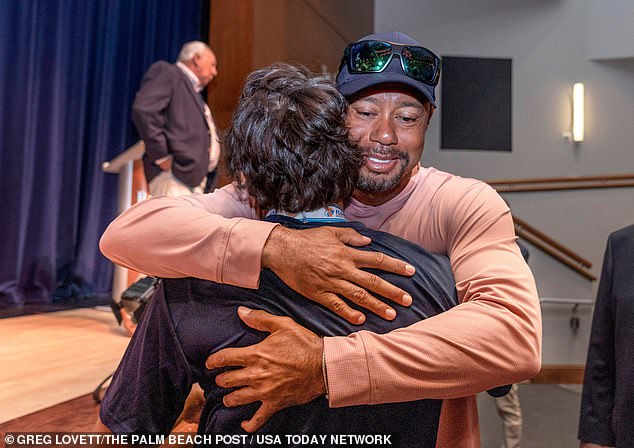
[102,140,148,303]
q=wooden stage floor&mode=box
[0,308,130,424]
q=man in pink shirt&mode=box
[100,31,541,447]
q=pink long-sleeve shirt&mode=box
[100,166,542,447]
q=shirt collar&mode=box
[176,61,203,92]
[345,165,423,227]
[266,205,347,223]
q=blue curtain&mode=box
[0,0,203,307]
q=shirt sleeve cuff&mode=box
[154,154,173,165]
[323,332,373,408]
[219,219,279,289]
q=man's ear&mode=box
[427,105,435,126]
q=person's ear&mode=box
[427,105,435,126]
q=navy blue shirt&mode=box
[100,217,458,447]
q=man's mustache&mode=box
[359,145,410,161]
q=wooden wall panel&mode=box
[252,0,373,76]
[277,0,352,73]
[207,0,373,187]
[252,1,287,68]
[530,364,585,384]
[207,0,254,131]
[303,0,374,43]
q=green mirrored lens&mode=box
[350,41,392,72]
[401,47,436,83]
[345,40,440,85]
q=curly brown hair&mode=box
[224,63,361,213]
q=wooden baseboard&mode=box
[529,364,585,384]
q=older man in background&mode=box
[133,41,220,196]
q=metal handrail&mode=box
[513,216,597,281]
[514,217,592,268]
[487,173,634,193]
[539,297,594,306]
[487,173,634,185]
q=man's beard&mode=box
[356,147,411,193]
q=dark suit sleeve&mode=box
[132,62,174,163]
[578,236,616,446]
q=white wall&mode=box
[375,0,634,363]
[588,0,634,60]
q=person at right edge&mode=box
[578,224,634,448]
[100,31,542,447]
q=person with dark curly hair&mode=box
[99,63,459,446]
[223,63,361,215]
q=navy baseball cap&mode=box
[336,31,439,107]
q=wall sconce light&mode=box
[572,82,584,142]
[563,82,585,143]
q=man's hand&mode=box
[172,384,205,434]
[120,308,137,337]
[206,307,324,433]
[156,157,172,171]
[579,443,611,448]
[262,226,415,324]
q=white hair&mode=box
[177,41,212,62]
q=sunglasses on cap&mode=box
[341,40,441,86]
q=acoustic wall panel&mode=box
[441,56,512,151]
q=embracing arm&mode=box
[206,184,541,431]
[325,185,542,405]
[100,187,413,322]
[100,189,274,288]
